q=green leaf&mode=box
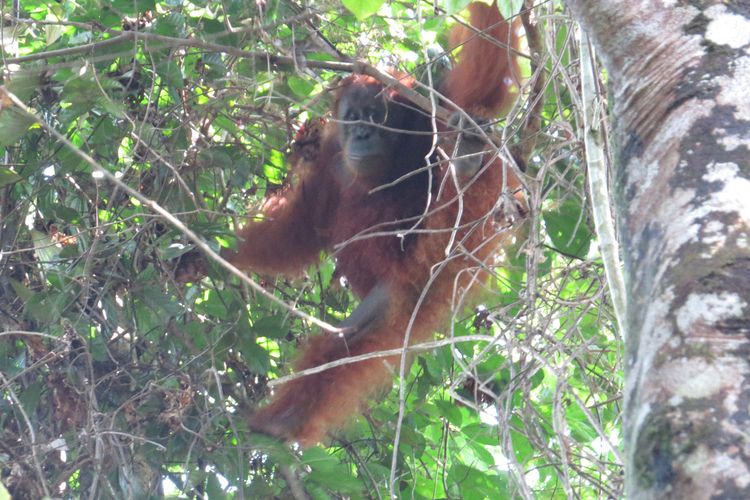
[51,205,81,224]
[198,145,235,169]
[543,198,592,258]
[567,404,598,443]
[205,474,224,498]
[423,17,446,32]
[0,167,22,187]
[18,382,44,418]
[448,463,509,499]
[0,108,35,147]
[466,441,496,468]
[160,243,194,260]
[435,399,463,427]
[443,0,471,15]
[8,278,34,303]
[241,340,271,374]
[252,315,288,339]
[153,12,187,38]
[31,229,61,266]
[460,422,498,445]
[341,0,384,19]
[287,76,315,98]
[302,448,363,493]
[156,60,184,90]
[0,480,10,500]
[196,289,229,319]
[6,71,41,102]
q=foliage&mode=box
[0,0,622,498]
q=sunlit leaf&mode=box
[0,167,21,187]
[341,0,384,19]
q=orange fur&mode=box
[228,2,524,446]
[445,1,522,117]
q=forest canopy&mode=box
[0,0,622,498]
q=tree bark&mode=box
[567,1,750,498]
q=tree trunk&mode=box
[567,1,750,498]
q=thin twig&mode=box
[269,334,498,386]
[1,29,353,71]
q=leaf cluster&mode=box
[0,0,622,498]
